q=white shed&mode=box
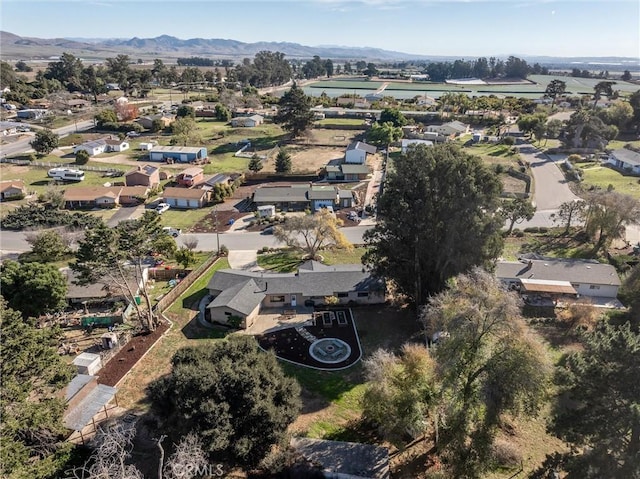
[72,352,102,376]
[257,205,276,218]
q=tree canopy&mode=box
[0,298,73,479]
[502,197,536,235]
[0,260,67,318]
[363,143,503,304]
[148,336,301,468]
[274,209,351,260]
[30,129,59,156]
[275,148,292,173]
[274,83,314,137]
[549,322,640,478]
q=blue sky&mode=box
[2,0,639,58]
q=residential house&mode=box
[308,186,338,211]
[125,164,160,189]
[0,180,26,201]
[162,186,209,209]
[177,167,204,187]
[495,258,621,299]
[416,96,436,107]
[607,149,640,175]
[401,139,434,154]
[198,173,232,191]
[252,185,310,211]
[426,120,469,138]
[325,163,370,182]
[16,108,47,120]
[0,121,20,136]
[206,261,386,329]
[136,113,175,130]
[290,437,390,479]
[148,146,208,163]
[63,186,123,209]
[62,266,149,306]
[336,97,356,107]
[345,141,377,164]
[338,189,355,208]
[230,114,264,127]
[67,99,90,110]
[73,139,107,157]
[119,186,149,205]
[104,138,129,152]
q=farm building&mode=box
[148,146,208,163]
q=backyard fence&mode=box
[154,254,220,313]
[0,157,123,174]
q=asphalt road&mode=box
[0,225,373,255]
[0,119,95,157]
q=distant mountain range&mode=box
[1,31,638,67]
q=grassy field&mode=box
[315,118,367,126]
[581,165,640,198]
[158,207,214,231]
[257,246,367,272]
[606,139,640,151]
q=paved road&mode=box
[0,119,95,157]
[0,225,372,255]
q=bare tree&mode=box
[64,425,143,479]
[181,236,199,251]
[163,433,210,479]
[551,200,587,235]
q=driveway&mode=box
[107,204,145,227]
[227,249,261,271]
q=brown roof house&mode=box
[162,186,209,209]
[176,167,204,187]
[125,164,160,189]
[63,186,123,209]
[119,186,149,205]
[136,113,175,130]
[0,179,26,201]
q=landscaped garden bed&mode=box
[256,309,362,370]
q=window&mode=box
[270,295,285,302]
[224,312,232,316]
[357,292,369,298]
[337,293,348,298]
[589,285,601,290]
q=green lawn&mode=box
[167,257,230,315]
[606,139,640,151]
[581,165,640,198]
[315,118,367,126]
[464,143,518,165]
[159,208,213,232]
[321,247,367,265]
[257,247,366,272]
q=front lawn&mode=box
[159,207,214,232]
[580,165,640,198]
[257,247,366,272]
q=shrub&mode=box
[494,164,505,174]
[0,204,101,230]
[75,149,90,165]
[219,244,229,256]
[491,439,522,467]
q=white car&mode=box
[156,203,170,214]
[162,226,181,237]
[126,130,141,137]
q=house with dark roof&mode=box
[495,258,621,299]
[149,146,208,163]
[345,141,377,164]
[308,186,338,210]
[62,267,148,307]
[607,149,640,175]
[230,114,264,127]
[426,120,469,138]
[290,437,390,479]
[252,185,312,211]
[206,261,385,328]
[198,173,232,191]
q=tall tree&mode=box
[274,209,351,260]
[30,129,59,156]
[248,155,263,173]
[0,261,67,318]
[552,199,587,234]
[584,190,640,254]
[0,298,73,479]
[366,121,403,157]
[274,83,314,137]
[422,269,550,478]
[592,80,616,109]
[363,144,503,305]
[549,323,640,478]
[379,107,407,127]
[148,336,301,468]
[171,117,202,146]
[25,230,69,262]
[545,79,566,106]
[275,148,292,173]
[502,198,536,235]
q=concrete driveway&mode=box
[107,204,146,227]
[227,249,261,271]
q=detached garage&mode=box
[162,187,209,209]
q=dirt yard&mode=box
[261,145,346,174]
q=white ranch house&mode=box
[607,149,640,175]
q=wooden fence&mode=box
[154,254,220,313]
[0,157,123,174]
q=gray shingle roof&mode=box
[253,186,309,203]
[612,148,640,167]
[496,259,621,286]
[341,164,370,174]
[207,265,384,299]
[308,186,337,200]
[207,278,265,315]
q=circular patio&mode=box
[309,338,351,364]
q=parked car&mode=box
[156,203,170,214]
[126,130,141,137]
[261,226,274,235]
[162,226,181,237]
